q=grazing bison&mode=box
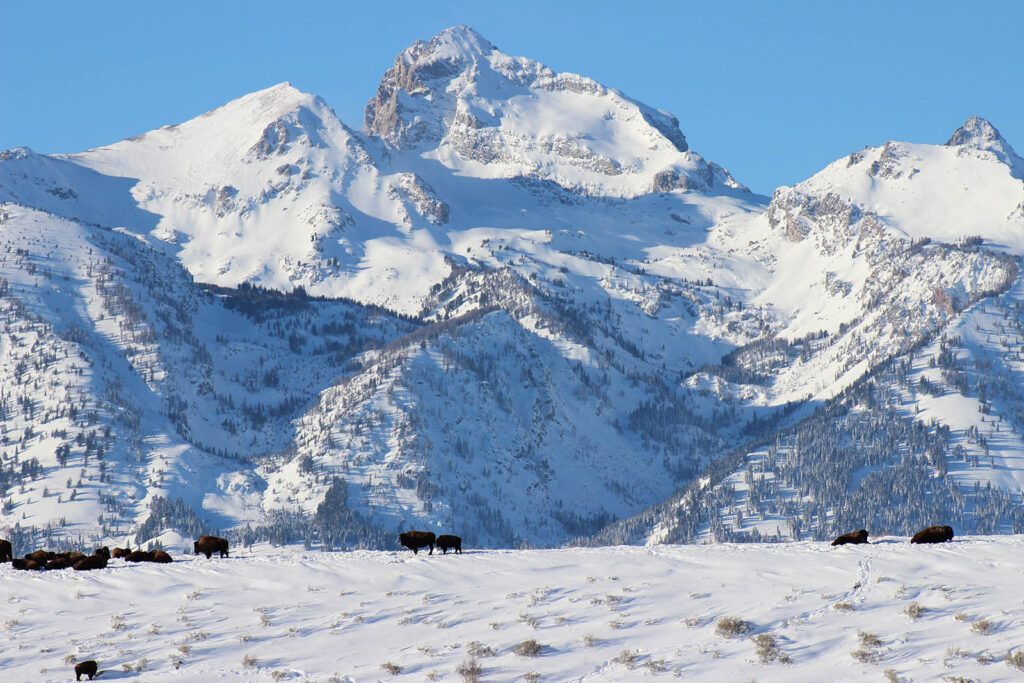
[73,554,108,571]
[0,538,12,562]
[911,525,954,544]
[399,530,436,555]
[194,535,229,559]
[74,659,98,681]
[112,546,131,559]
[436,534,462,554]
[831,529,869,546]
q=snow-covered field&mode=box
[3,538,1023,681]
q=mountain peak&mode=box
[364,27,498,146]
[407,25,495,65]
[946,116,1020,167]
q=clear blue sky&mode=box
[2,0,1022,194]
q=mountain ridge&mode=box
[1,26,1023,550]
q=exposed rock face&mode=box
[364,26,495,148]
[766,188,864,247]
[394,173,449,225]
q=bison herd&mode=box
[0,535,231,573]
[399,531,462,555]
[831,525,956,546]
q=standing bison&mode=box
[910,525,954,544]
[436,534,462,554]
[399,531,435,555]
[74,660,98,680]
[831,529,869,546]
[194,535,229,559]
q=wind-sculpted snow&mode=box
[2,540,1024,681]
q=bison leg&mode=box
[412,546,418,555]
[205,551,212,559]
[429,543,434,555]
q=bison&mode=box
[194,535,229,559]
[910,525,954,544]
[111,546,131,559]
[0,538,12,562]
[436,534,462,554]
[399,530,435,555]
[24,549,54,564]
[95,546,111,560]
[831,529,869,546]
[151,549,173,563]
[11,559,43,571]
[74,659,98,681]
[45,557,74,570]
[73,554,108,571]
[126,550,153,563]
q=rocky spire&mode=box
[364,26,495,148]
[946,116,1021,170]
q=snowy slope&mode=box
[2,540,1024,682]
[615,119,1024,546]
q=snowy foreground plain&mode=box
[2,539,1023,682]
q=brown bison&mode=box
[831,529,869,546]
[74,659,98,681]
[45,557,74,570]
[111,546,131,559]
[436,534,462,554]
[126,550,153,562]
[151,549,173,563]
[59,551,86,564]
[399,530,436,555]
[0,538,12,562]
[73,554,108,571]
[95,546,111,560]
[11,559,43,571]
[194,535,229,559]
[910,525,954,544]
[24,549,54,564]
[125,549,173,563]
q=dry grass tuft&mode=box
[971,619,995,635]
[715,617,753,638]
[456,655,483,682]
[615,649,640,669]
[514,639,544,657]
[753,632,793,664]
[904,602,925,620]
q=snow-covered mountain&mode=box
[2,26,1023,551]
